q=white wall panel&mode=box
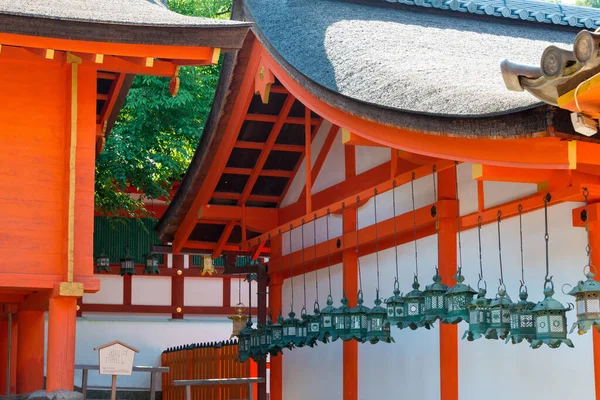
[484,180,538,209]
[74,317,231,389]
[458,162,478,215]
[280,121,334,207]
[184,277,223,307]
[312,128,345,194]
[230,277,258,307]
[131,276,171,306]
[355,145,390,175]
[82,275,123,305]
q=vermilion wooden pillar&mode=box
[172,255,185,319]
[0,316,18,395]
[269,234,283,400]
[46,296,77,392]
[16,311,44,393]
[437,167,459,400]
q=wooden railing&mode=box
[162,340,257,400]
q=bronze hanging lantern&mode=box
[262,314,274,356]
[400,173,429,330]
[95,249,111,273]
[506,204,536,344]
[531,193,574,349]
[296,308,309,348]
[568,188,600,335]
[305,215,322,348]
[236,320,253,362]
[485,211,513,340]
[119,245,136,276]
[385,181,405,325]
[464,217,491,341]
[269,313,285,355]
[443,162,476,324]
[349,291,370,342]
[250,323,265,361]
[366,290,394,344]
[334,293,352,341]
[422,268,448,325]
[283,309,301,349]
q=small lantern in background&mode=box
[463,284,491,341]
[568,267,600,335]
[422,268,448,325]
[251,323,266,361]
[228,303,249,338]
[348,291,370,342]
[531,278,574,349]
[143,253,160,275]
[202,256,216,276]
[119,246,136,276]
[442,269,477,324]
[95,249,111,273]
[334,294,352,341]
[385,280,405,326]
[262,315,274,355]
[399,276,429,330]
[366,290,393,344]
[485,286,512,340]
[506,285,536,344]
[318,295,338,343]
[296,309,309,348]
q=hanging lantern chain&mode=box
[289,224,295,312]
[584,188,592,267]
[326,209,332,297]
[497,211,505,288]
[301,219,307,311]
[392,181,399,287]
[543,194,551,281]
[478,216,484,282]
[356,196,363,293]
[518,205,525,286]
[432,165,439,255]
[342,203,347,297]
[374,188,380,293]
[455,161,464,273]
[411,172,419,280]
[313,213,319,306]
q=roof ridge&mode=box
[365,0,600,29]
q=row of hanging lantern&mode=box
[238,162,592,362]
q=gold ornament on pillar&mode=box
[201,256,216,276]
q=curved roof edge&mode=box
[243,1,561,138]
[371,0,600,30]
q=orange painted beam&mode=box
[46,296,77,391]
[198,204,278,233]
[342,205,358,400]
[437,168,458,400]
[472,164,561,183]
[269,240,283,400]
[259,46,591,169]
[239,95,296,205]
[16,311,44,393]
[0,274,99,292]
[184,240,242,253]
[214,222,235,258]
[341,129,381,147]
[223,167,293,178]
[397,150,439,165]
[247,161,455,249]
[582,220,600,399]
[235,141,304,153]
[212,192,281,204]
[461,184,584,230]
[97,73,125,128]
[304,107,313,214]
[301,124,339,198]
[172,39,262,254]
[0,33,215,61]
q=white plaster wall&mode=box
[230,277,258,307]
[184,277,223,307]
[131,276,171,306]
[458,162,478,215]
[355,145,390,175]
[280,121,335,207]
[282,264,344,400]
[72,316,232,390]
[312,128,345,194]
[82,275,123,304]
[484,180,538,209]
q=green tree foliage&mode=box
[576,0,600,7]
[94,0,231,217]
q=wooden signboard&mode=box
[94,341,140,400]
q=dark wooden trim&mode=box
[222,277,231,307]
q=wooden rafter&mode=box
[213,221,235,258]
[245,114,321,125]
[234,141,304,152]
[223,167,293,178]
[238,95,296,205]
[300,123,339,199]
[97,73,125,128]
[212,192,280,203]
[304,106,313,214]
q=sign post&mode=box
[94,341,140,400]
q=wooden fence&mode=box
[162,340,257,400]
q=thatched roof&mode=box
[0,0,251,49]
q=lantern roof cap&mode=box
[567,275,600,296]
[424,270,448,293]
[446,282,477,295]
[489,289,513,307]
[350,292,371,314]
[532,294,571,312]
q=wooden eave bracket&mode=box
[255,60,275,104]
